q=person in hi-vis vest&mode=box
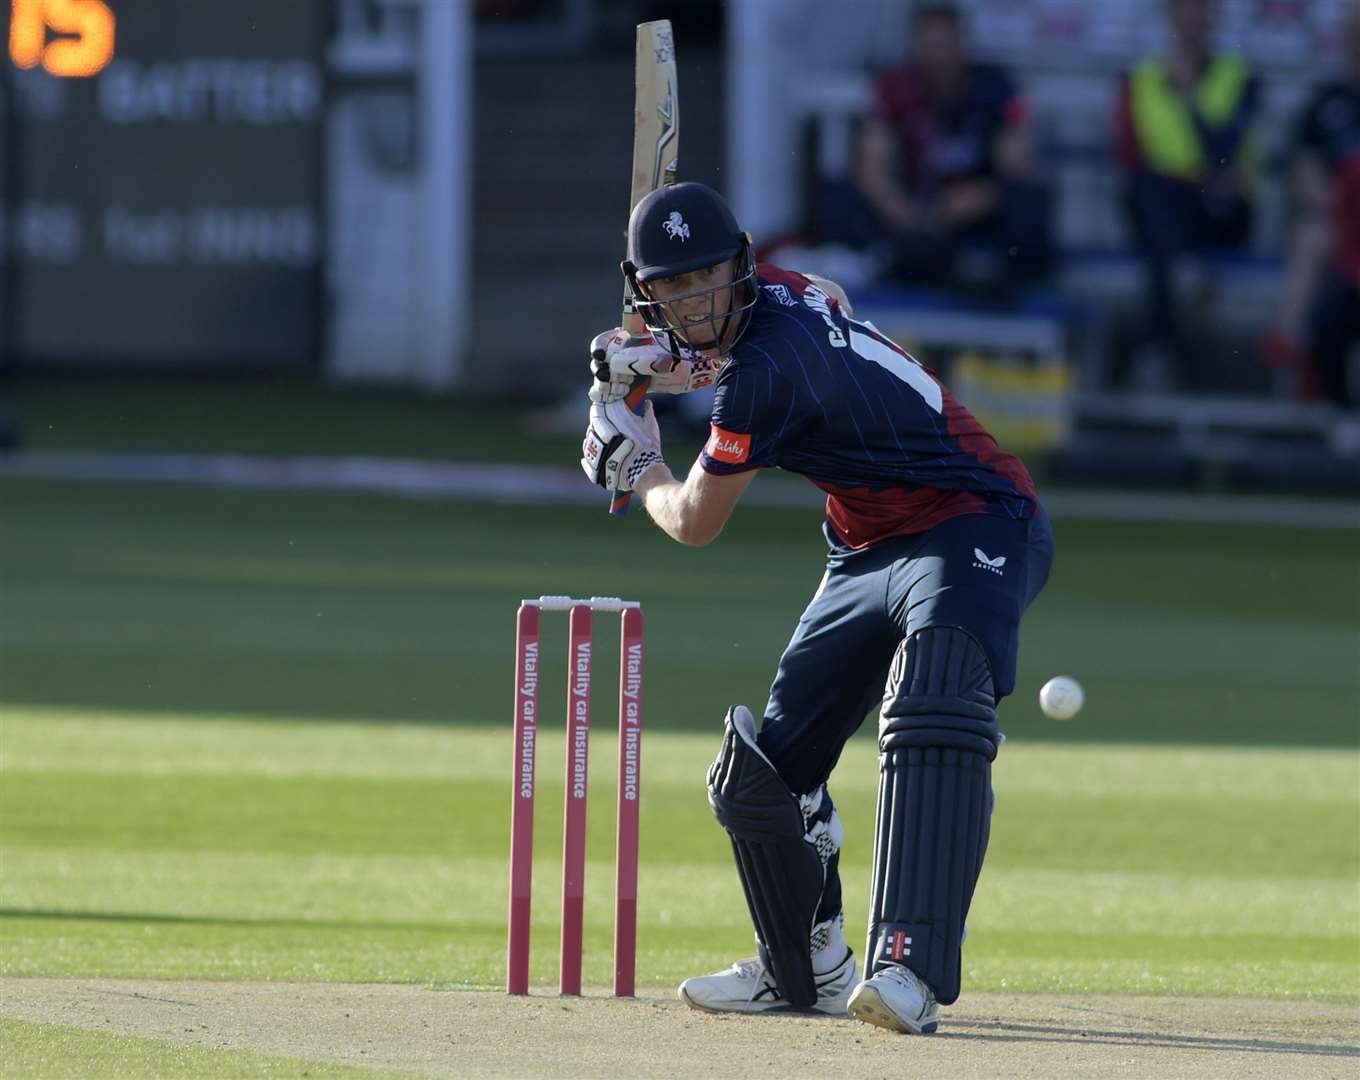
[1113,0,1260,390]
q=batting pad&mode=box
[867,627,999,1005]
[708,706,825,1008]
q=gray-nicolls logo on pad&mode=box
[662,211,689,241]
[972,548,1006,575]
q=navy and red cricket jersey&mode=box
[698,264,1038,549]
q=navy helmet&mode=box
[622,182,757,354]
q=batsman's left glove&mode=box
[581,398,666,494]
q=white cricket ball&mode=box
[1039,676,1084,721]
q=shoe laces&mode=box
[881,964,935,1003]
[730,956,764,981]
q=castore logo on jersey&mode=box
[972,549,1006,575]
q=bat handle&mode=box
[608,377,652,517]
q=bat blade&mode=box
[610,19,678,517]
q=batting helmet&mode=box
[622,182,757,354]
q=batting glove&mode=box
[588,328,721,405]
[581,398,666,494]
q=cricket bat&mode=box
[609,19,678,517]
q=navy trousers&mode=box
[757,509,1054,795]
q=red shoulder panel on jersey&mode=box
[757,263,849,314]
[756,263,812,294]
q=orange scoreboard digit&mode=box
[9,0,115,78]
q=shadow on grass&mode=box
[942,1016,1359,1059]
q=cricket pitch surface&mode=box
[2,978,1356,1078]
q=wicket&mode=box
[507,596,644,997]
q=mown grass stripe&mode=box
[0,1018,406,1080]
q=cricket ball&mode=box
[1039,676,1084,721]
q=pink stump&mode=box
[613,606,644,997]
[559,605,593,995]
[506,603,540,994]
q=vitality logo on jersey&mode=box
[972,548,1006,575]
[663,211,690,241]
[706,424,751,464]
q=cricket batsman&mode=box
[580,182,1054,1034]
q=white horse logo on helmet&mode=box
[662,211,690,241]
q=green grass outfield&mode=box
[2,706,1357,1000]
[1,442,1359,1069]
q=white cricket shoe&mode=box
[846,964,940,1034]
[678,950,857,1015]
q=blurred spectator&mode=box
[849,2,1052,298]
[1114,0,1261,390]
[1312,162,1360,407]
[1266,1,1360,407]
